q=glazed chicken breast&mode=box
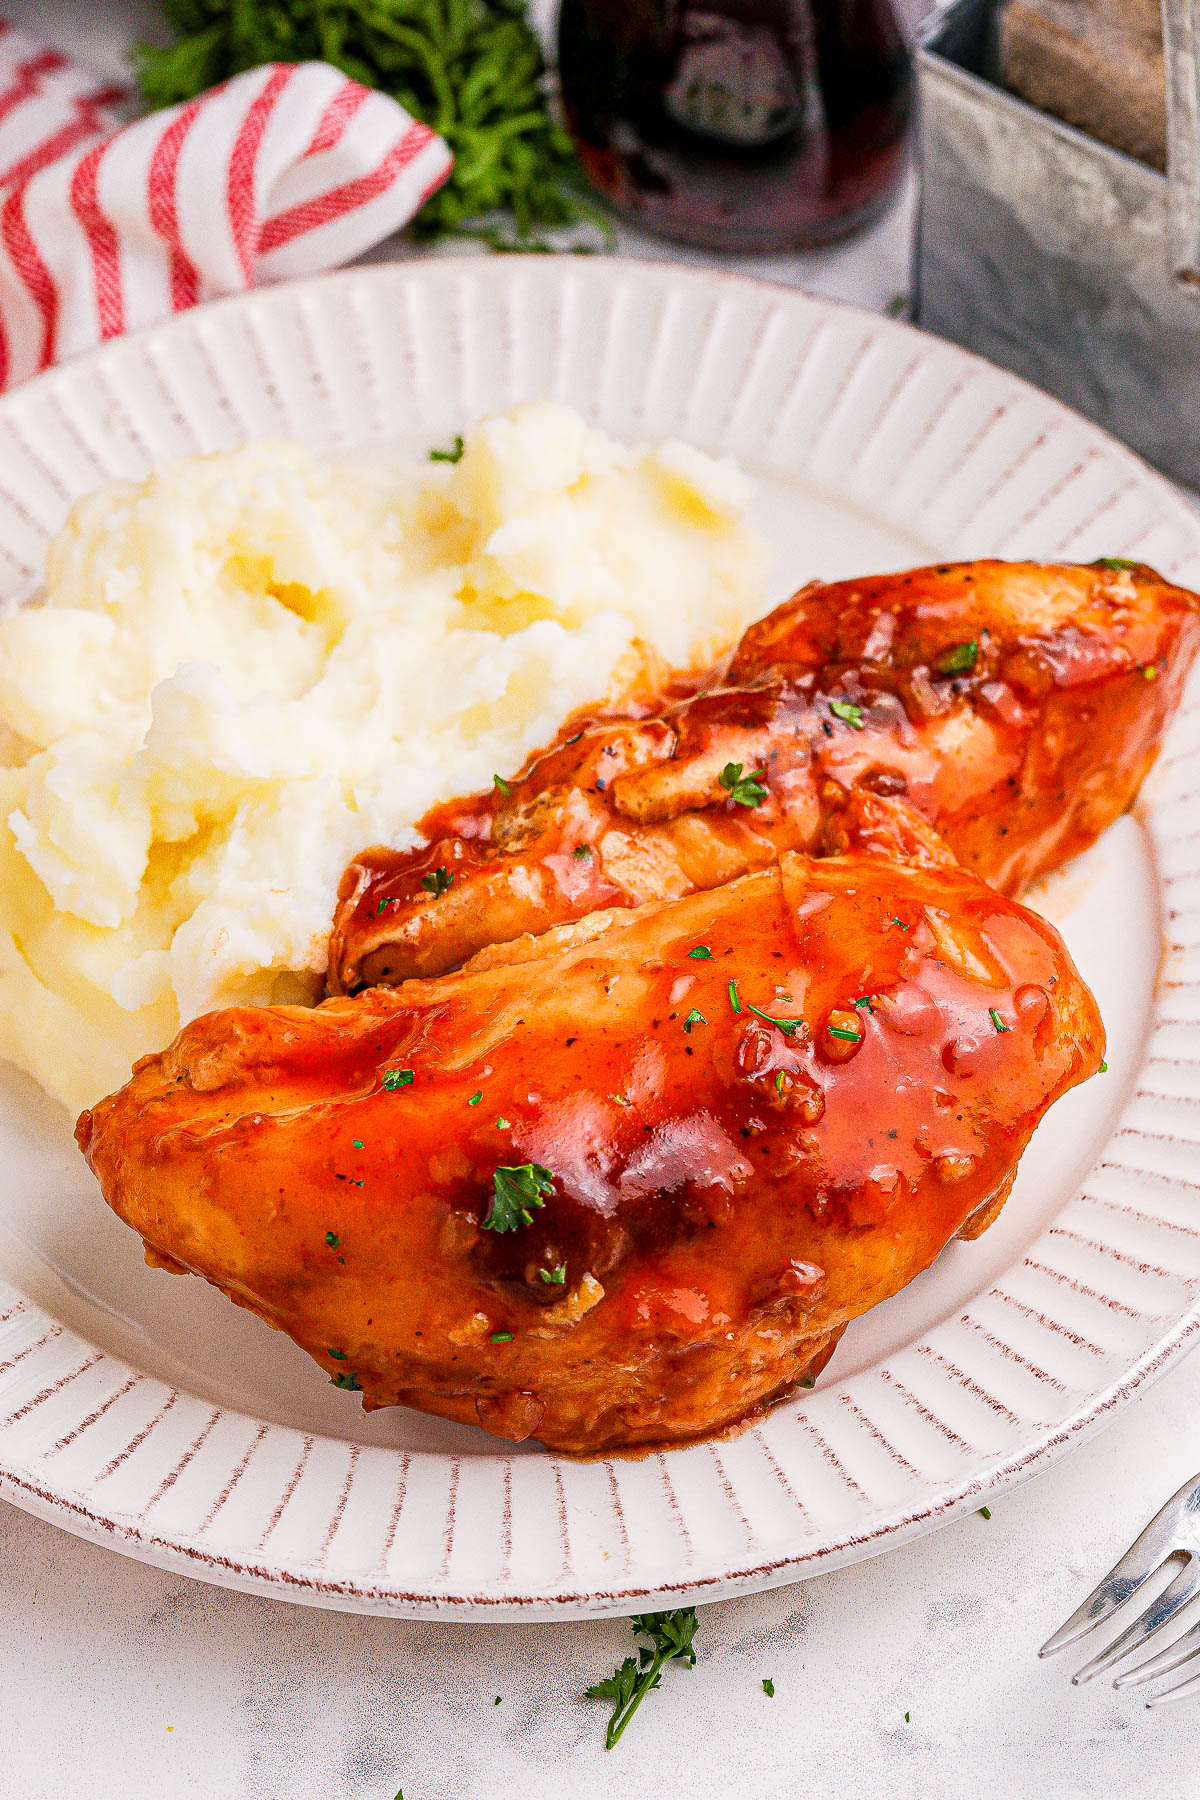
[80,849,1103,1456]
[330,559,1200,992]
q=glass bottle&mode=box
[557,0,913,253]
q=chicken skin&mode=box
[329,559,1200,992]
[79,850,1103,1457]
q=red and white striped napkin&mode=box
[0,20,453,389]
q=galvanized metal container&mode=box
[915,0,1200,487]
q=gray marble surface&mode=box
[7,4,1200,1796]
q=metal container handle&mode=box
[1164,0,1200,282]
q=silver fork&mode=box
[1040,1473,1200,1705]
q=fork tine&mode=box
[1145,1651,1200,1708]
[1114,1612,1200,1690]
[1071,1558,1199,1684]
[1040,1488,1188,1656]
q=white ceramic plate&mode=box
[1,257,1199,1620]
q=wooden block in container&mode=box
[999,0,1166,168]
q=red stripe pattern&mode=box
[0,53,68,132]
[259,121,435,255]
[0,31,452,389]
[227,64,296,283]
[68,140,122,340]
[303,81,370,158]
[147,94,207,312]
[1,182,56,370]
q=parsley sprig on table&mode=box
[136,0,599,246]
[586,1609,700,1749]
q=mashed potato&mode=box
[0,401,767,1113]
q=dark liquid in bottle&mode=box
[558,0,913,252]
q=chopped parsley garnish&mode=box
[376,895,398,915]
[829,699,865,730]
[429,435,465,464]
[572,843,593,860]
[325,1232,340,1248]
[328,1348,348,1360]
[493,773,512,796]
[762,1678,775,1698]
[683,1008,706,1033]
[611,1092,630,1108]
[989,1008,1009,1033]
[774,1070,785,1096]
[978,1505,992,1519]
[728,979,742,1014]
[564,730,584,745]
[490,1331,514,1344]
[718,762,768,806]
[1143,663,1159,680]
[800,1373,816,1388]
[484,1163,554,1232]
[352,1139,363,1149]
[383,1068,415,1089]
[827,1025,862,1043]
[746,1002,803,1037]
[421,865,453,896]
[854,996,873,1010]
[1093,556,1137,571]
[938,639,978,676]
[688,945,712,960]
[331,1371,361,1391]
[468,1091,483,1106]
[890,916,910,930]
[496,1115,511,1129]
[1099,1060,1108,1073]
[585,1609,699,1750]
[904,1711,911,1724]
[540,1263,567,1284]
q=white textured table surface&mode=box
[7,5,1200,1798]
